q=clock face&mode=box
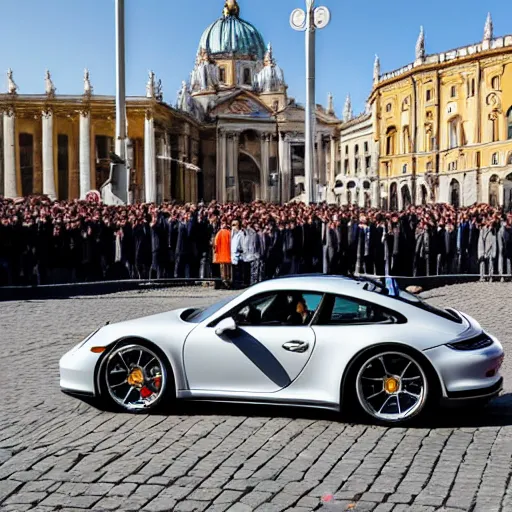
[290,8,306,30]
[313,6,331,29]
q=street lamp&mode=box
[290,0,330,204]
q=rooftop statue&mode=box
[223,0,240,17]
[7,68,17,94]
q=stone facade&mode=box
[334,97,379,206]
[369,15,512,210]
[0,1,339,204]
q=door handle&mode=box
[282,341,309,353]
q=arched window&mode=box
[354,144,359,154]
[507,107,512,140]
[489,175,500,207]
[243,68,252,85]
[492,152,499,166]
[402,125,410,153]
[386,103,392,112]
[401,97,410,111]
[386,126,397,156]
[450,179,460,208]
[491,76,500,90]
[448,117,460,149]
[390,183,398,211]
[421,185,428,205]
[401,185,412,209]
[402,164,408,174]
[508,152,512,165]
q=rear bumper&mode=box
[424,337,504,398]
[440,377,503,407]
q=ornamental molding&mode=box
[42,106,53,119]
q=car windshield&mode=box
[183,296,234,323]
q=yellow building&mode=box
[369,14,512,210]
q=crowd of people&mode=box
[0,195,511,288]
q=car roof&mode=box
[247,274,378,299]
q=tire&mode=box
[342,346,438,426]
[98,340,175,413]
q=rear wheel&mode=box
[347,349,435,425]
[100,342,173,413]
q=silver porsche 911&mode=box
[59,275,504,426]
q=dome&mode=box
[198,1,266,60]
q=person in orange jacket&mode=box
[213,220,232,285]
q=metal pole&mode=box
[115,0,126,162]
[305,0,315,204]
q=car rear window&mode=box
[395,290,463,323]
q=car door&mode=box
[183,291,323,394]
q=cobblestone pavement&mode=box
[1,283,512,512]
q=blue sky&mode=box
[1,0,511,117]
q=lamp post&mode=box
[111,0,130,203]
[290,0,330,204]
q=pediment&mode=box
[211,92,272,119]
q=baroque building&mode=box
[333,95,379,206]
[369,14,512,210]
[0,0,339,204]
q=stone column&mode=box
[330,136,336,185]
[499,179,504,207]
[232,132,240,202]
[42,110,57,200]
[226,133,234,202]
[157,135,165,204]
[144,112,156,203]
[260,133,270,202]
[3,110,17,197]
[225,132,240,202]
[279,133,292,203]
[216,129,227,202]
[79,110,91,199]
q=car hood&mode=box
[78,307,198,351]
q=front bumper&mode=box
[59,344,102,397]
[425,336,504,403]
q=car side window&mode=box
[318,295,401,325]
[233,291,323,327]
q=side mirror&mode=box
[215,317,237,336]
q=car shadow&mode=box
[73,392,512,429]
[170,393,512,429]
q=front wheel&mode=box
[353,350,431,425]
[100,342,173,413]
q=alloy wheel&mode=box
[355,351,427,423]
[104,344,166,411]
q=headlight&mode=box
[447,332,493,351]
[74,328,101,351]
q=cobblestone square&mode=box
[1,283,512,512]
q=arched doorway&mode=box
[347,181,356,205]
[390,182,398,211]
[505,173,512,212]
[450,179,460,208]
[363,181,371,208]
[489,174,500,207]
[420,185,428,205]
[238,152,261,203]
[401,185,412,209]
